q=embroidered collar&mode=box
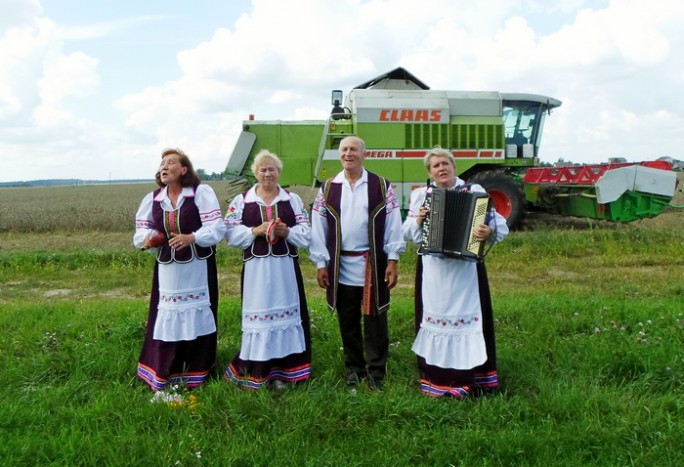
[244,185,291,204]
[154,185,196,203]
[332,169,368,185]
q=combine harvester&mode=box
[225,67,680,228]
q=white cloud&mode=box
[56,15,171,41]
[2,0,684,182]
[0,0,41,32]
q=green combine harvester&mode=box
[225,67,680,228]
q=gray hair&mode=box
[339,136,366,152]
[251,149,283,174]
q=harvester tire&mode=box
[470,172,525,229]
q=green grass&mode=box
[1,183,684,465]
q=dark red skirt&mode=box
[137,256,219,391]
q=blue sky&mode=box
[2,0,683,182]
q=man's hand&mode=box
[384,260,398,289]
[317,268,329,289]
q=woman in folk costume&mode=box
[134,148,227,391]
[223,150,312,390]
[402,147,509,398]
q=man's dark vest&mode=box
[240,190,299,261]
[323,171,390,314]
[152,186,214,264]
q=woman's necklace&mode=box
[168,189,181,207]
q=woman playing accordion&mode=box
[401,147,509,398]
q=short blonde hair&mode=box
[423,146,455,170]
[251,149,283,174]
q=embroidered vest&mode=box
[152,186,214,264]
[241,190,299,261]
[323,171,391,314]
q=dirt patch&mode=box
[43,289,72,298]
[98,288,137,299]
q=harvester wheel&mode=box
[470,172,525,229]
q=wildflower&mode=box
[195,452,202,459]
[186,394,199,413]
[42,332,58,351]
[150,390,184,407]
[594,327,601,334]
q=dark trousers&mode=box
[336,284,389,381]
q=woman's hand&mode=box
[251,221,270,237]
[169,232,195,250]
[473,224,493,242]
[272,218,290,238]
[416,206,429,226]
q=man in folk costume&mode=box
[311,136,406,391]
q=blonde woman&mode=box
[223,150,312,390]
[402,147,509,398]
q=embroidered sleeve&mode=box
[224,194,255,248]
[311,189,328,217]
[224,194,245,228]
[383,183,406,259]
[286,193,312,248]
[384,183,401,214]
[401,187,426,244]
[309,187,330,268]
[133,192,155,250]
[192,185,228,246]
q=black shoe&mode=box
[367,377,384,391]
[346,372,361,387]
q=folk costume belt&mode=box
[341,250,373,316]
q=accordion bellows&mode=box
[421,189,490,260]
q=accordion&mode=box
[420,188,491,260]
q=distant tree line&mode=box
[196,169,225,180]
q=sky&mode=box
[1,0,683,182]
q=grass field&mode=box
[1,180,683,466]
